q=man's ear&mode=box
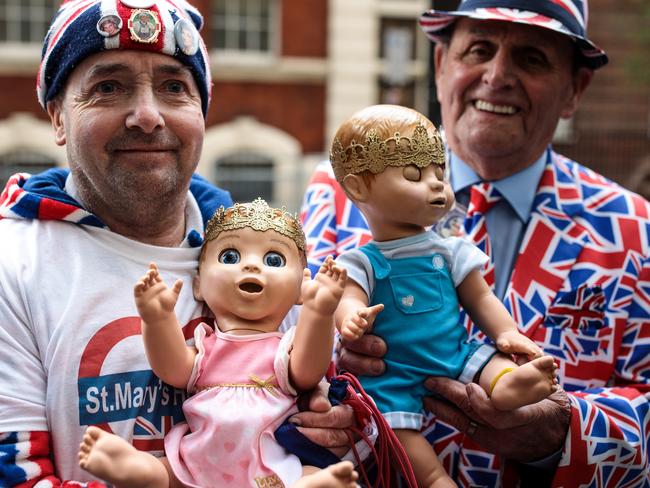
[434,44,448,104]
[192,273,203,301]
[342,174,370,202]
[560,67,593,119]
[46,99,67,146]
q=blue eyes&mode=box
[217,249,285,267]
[264,252,285,267]
[219,249,240,264]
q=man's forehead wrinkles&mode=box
[155,64,193,78]
[83,61,191,80]
[86,62,131,79]
[464,21,549,44]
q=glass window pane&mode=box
[0,0,58,43]
[211,0,274,53]
[214,153,274,203]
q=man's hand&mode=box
[423,376,571,462]
[289,382,357,457]
[337,334,387,376]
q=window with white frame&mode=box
[0,0,58,44]
[214,152,274,203]
[210,0,276,54]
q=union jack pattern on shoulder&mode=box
[300,162,372,276]
[300,152,650,487]
[0,171,103,226]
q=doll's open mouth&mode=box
[239,282,263,293]
[429,198,446,206]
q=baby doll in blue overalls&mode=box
[331,105,559,487]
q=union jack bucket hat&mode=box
[37,0,212,115]
[420,0,608,70]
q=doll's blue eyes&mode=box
[219,249,240,264]
[264,252,286,267]
[218,249,285,267]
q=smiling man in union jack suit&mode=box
[301,0,650,486]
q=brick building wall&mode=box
[202,0,328,153]
[0,76,44,120]
[554,0,650,190]
[207,82,326,152]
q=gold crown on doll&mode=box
[330,123,445,181]
[204,198,306,252]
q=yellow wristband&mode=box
[488,367,514,396]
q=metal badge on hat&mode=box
[174,18,199,56]
[96,14,122,37]
[128,9,161,43]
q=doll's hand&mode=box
[423,376,570,463]
[133,262,182,325]
[495,329,544,360]
[301,256,348,317]
[340,304,384,342]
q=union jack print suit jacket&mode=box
[301,151,650,487]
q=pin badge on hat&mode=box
[97,14,122,37]
[128,9,161,43]
[120,0,155,8]
[174,18,199,55]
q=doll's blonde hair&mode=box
[330,104,445,189]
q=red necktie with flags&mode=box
[463,182,502,288]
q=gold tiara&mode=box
[204,198,306,252]
[330,123,445,182]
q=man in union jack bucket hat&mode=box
[420,0,608,70]
[300,0,650,486]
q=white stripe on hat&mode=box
[169,0,203,29]
[553,0,585,29]
[157,3,177,55]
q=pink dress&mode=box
[165,323,302,487]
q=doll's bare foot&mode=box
[495,329,543,358]
[294,461,359,488]
[301,256,348,316]
[490,356,558,410]
[78,426,167,488]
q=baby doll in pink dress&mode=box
[78,198,358,488]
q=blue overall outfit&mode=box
[355,241,493,430]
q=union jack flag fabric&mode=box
[300,153,650,487]
[300,163,373,276]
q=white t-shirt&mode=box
[0,215,209,481]
[0,186,299,483]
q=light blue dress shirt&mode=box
[450,148,549,300]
